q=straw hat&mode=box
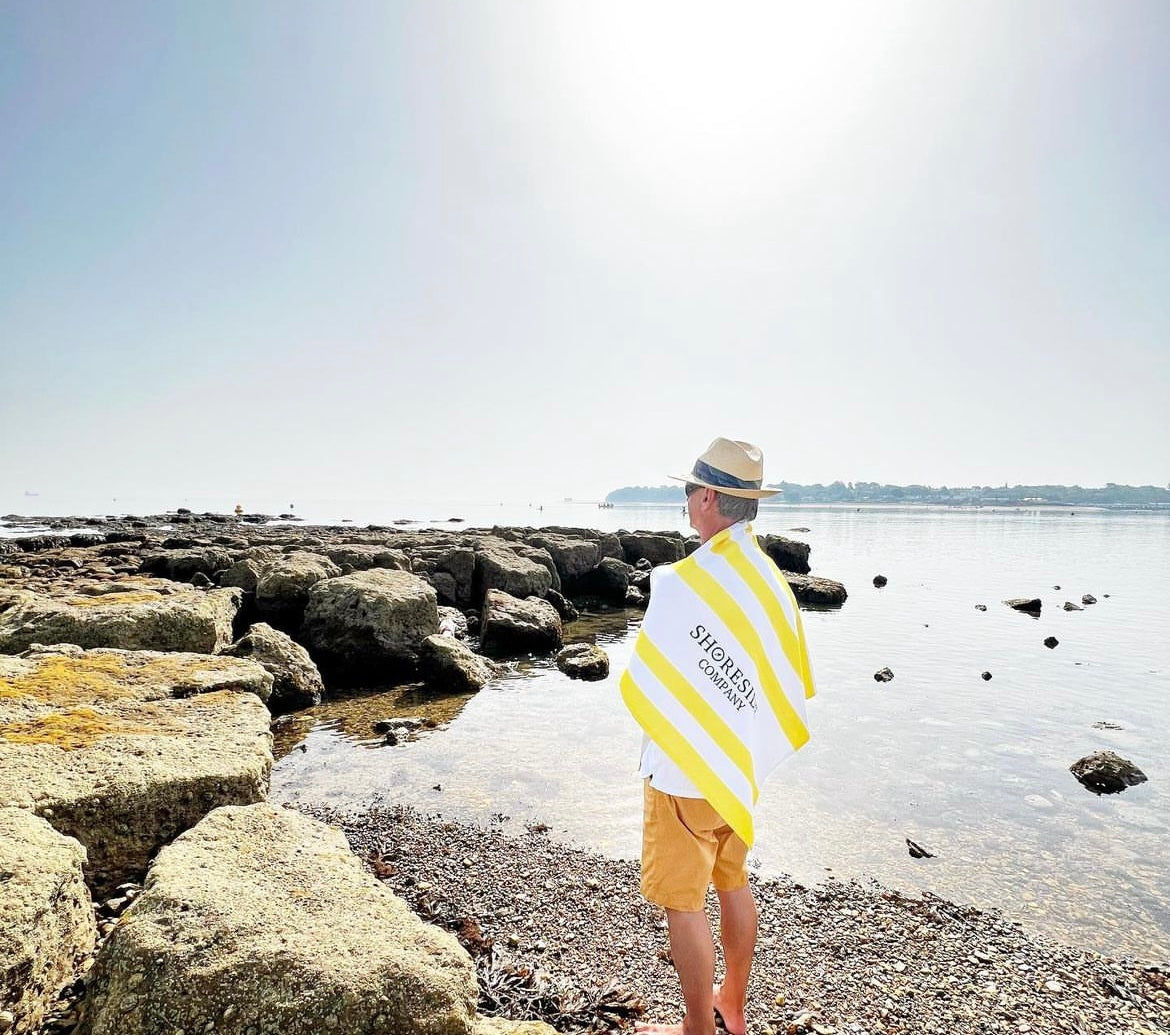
[670,437,781,499]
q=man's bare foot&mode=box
[712,984,747,1035]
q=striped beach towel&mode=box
[620,521,816,847]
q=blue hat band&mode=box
[691,459,761,491]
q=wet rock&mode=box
[300,569,438,684]
[556,643,610,681]
[1092,720,1123,731]
[619,533,685,567]
[1069,750,1148,794]
[1044,636,1059,649]
[545,589,579,623]
[0,645,272,894]
[873,667,894,683]
[783,573,847,609]
[872,574,888,588]
[1004,597,1042,614]
[981,671,992,681]
[0,808,97,1034]
[1063,601,1083,611]
[906,838,935,858]
[419,635,495,694]
[0,585,241,655]
[525,535,602,583]
[77,803,476,1035]
[756,535,812,576]
[222,622,324,712]
[624,586,647,608]
[975,603,988,611]
[1082,593,1097,605]
[573,557,631,603]
[480,590,563,656]
[255,552,342,631]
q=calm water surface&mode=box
[260,505,1165,961]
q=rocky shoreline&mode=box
[307,803,1170,1035]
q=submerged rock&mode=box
[418,635,495,694]
[0,808,97,1034]
[1069,750,1148,795]
[77,803,477,1035]
[1004,598,1042,615]
[556,643,610,681]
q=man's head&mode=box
[673,437,779,542]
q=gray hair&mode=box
[715,492,758,522]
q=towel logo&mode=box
[690,623,758,713]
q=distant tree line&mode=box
[606,481,1170,509]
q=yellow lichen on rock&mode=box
[0,706,155,750]
[63,591,165,608]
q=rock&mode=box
[418,635,495,694]
[320,544,411,574]
[189,571,213,588]
[1004,598,1042,614]
[1063,601,1083,611]
[300,569,438,683]
[782,573,847,609]
[480,590,563,656]
[624,586,647,608]
[1082,593,1097,605]
[872,574,888,588]
[906,838,935,859]
[475,544,554,602]
[525,535,602,583]
[217,550,282,594]
[1044,636,1059,649]
[619,533,685,567]
[76,803,476,1035]
[222,623,324,712]
[756,535,812,576]
[975,603,987,611]
[0,808,97,1034]
[981,671,992,681]
[1069,750,1148,795]
[1092,720,1123,730]
[0,586,241,655]
[255,552,342,631]
[574,557,631,602]
[438,606,469,639]
[139,547,234,582]
[556,643,610,681]
[474,1020,557,1035]
[873,667,894,683]
[545,589,579,623]
[0,645,272,894]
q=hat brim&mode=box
[668,474,781,499]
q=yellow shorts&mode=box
[640,779,749,912]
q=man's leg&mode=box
[712,885,757,1035]
[638,908,716,1035]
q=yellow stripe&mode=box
[713,535,816,701]
[675,555,810,751]
[789,588,816,699]
[633,631,758,801]
[621,669,755,846]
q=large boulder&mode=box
[418,635,495,694]
[574,557,631,602]
[255,552,342,631]
[475,544,553,602]
[300,569,438,683]
[782,573,848,609]
[525,534,601,582]
[1069,751,1148,795]
[139,547,234,583]
[77,803,477,1035]
[480,590,563,656]
[756,534,812,575]
[0,645,273,895]
[619,532,685,567]
[321,544,411,574]
[0,808,97,1035]
[222,622,324,712]
[0,585,241,655]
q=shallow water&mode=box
[266,506,1165,961]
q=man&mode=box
[621,437,816,1035]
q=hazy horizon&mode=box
[2,1,1167,503]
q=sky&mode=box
[1,0,1167,509]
